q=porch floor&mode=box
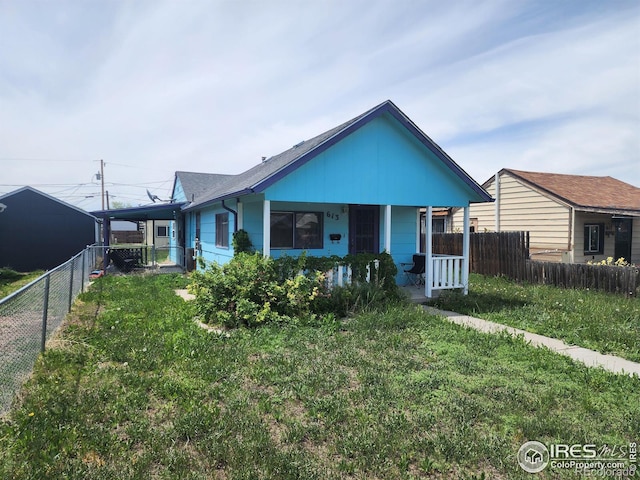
[400,285,431,303]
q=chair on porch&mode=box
[403,254,426,287]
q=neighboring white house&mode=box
[144,220,171,248]
[451,169,640,264]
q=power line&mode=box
[0,157,97,162]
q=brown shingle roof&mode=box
[504,169,640,213]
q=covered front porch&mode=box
[252,199,470,299]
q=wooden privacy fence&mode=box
[432,231,639,296]
[528,261,639,297]
[432,231,530,281]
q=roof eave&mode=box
[573,206,640,217]
[181,189,254,212]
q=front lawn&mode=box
[429,273,640,362]
[1,274,638,479]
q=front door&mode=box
[614,218,632,262]
[349,205,379,254]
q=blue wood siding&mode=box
[264,114,476,207]
[195,205,233,265]
[172,178,187,202]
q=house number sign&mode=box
[326,211,340,221]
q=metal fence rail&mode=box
[0,246,99,414]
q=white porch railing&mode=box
[431,254,465,290]
[323,260,380,289]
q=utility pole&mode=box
[100,159,105,210]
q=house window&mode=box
[584,223,604,254]
[271,211,323,249]
[216,213,229,248]
[156,225,168,237]
[195,212,201,240]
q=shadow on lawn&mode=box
[426,290,528,315]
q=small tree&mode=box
[232,229,253,255]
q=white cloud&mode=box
[0,0,638,211]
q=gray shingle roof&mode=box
[175,171,235,203]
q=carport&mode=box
[92,202,187,272]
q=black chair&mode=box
[403,254,425,286]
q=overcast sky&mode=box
[1,0,638,211]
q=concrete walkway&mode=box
[423,306,640,377]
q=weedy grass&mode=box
[429,273,640,363]
[0,268,45,299]
[0,274,638,479]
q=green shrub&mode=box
[189,253,327,327]
[232,229,253,254]
[188,252,399,327]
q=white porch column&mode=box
[425,206,433,298]
[263,200,270,258]
[462,205,470,295]
[237,201,244,230]
[415,208,421,252]
[384,204,392,253]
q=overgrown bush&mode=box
[232,229,253,255]
[188,252,399,327]
[189,253,326,327]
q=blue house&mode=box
[170,100,492,297]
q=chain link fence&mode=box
[0,246,101,414]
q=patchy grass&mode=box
[429,273,640,363]
[0,274,638,479]
[0,268,45,299]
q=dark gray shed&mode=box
[0,186,97,271]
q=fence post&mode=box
[68,258,75,313]
[41,274,51,353]
[81,249,86,293]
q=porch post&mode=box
[384,204,392,253]
[237,201,244,230]
[415,208,421,252]
[263,200,270,258]
[462,205,470,295]
[425,206,433,298]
